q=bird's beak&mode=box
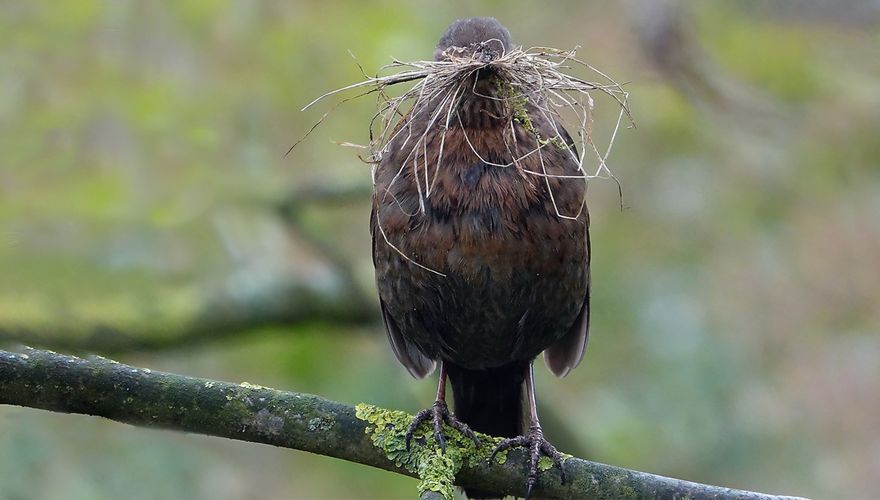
[475,49,495,63]
[473,41,502,63]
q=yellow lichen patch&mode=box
[355,403,499,500]
[417,450,458,498]
[538,455,555,472]
[354,403,569,498]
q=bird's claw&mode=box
[490,425,566,499]
[405,400,480,453]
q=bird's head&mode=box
[434,17,512,63]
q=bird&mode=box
[370,17,590,499]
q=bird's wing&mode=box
[370,209,437,379]
[378,298,437,379]
[543,282,590,378]
[543,226,590,377]
[544,120,591,378]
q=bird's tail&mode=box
[446,361,528,499]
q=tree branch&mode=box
[0,191,376,353]
[0,348,806,500]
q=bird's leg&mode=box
[490,364,566,499]
[405,361,480,453]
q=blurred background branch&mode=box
[0,200,376,352]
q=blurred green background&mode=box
[1,1,878,498]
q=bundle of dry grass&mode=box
[293,44,632,211]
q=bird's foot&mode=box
[405,399,480,453]
[490,425,566,499]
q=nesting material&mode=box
[295,45,632,210]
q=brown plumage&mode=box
[370,17,590,499]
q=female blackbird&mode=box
[371,17,590,498]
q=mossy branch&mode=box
[0,348,807,500]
